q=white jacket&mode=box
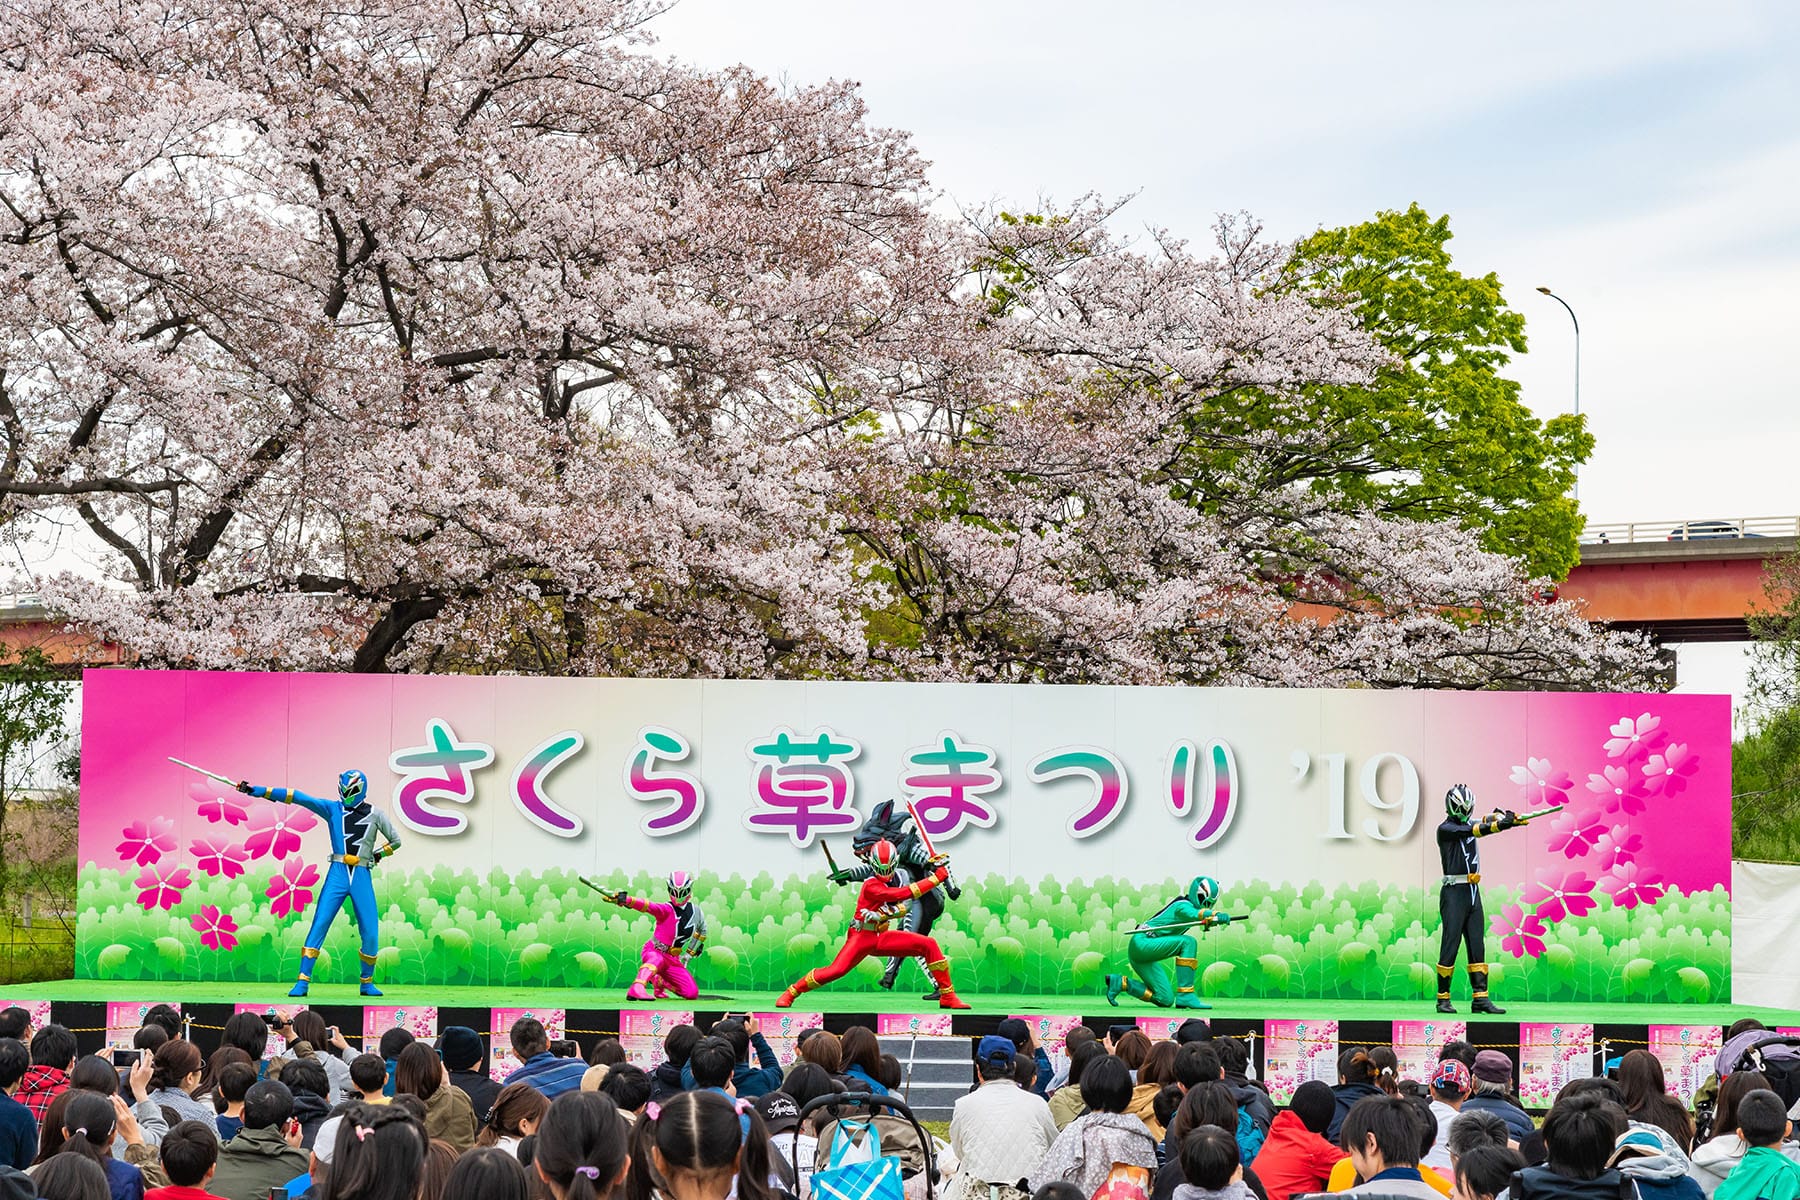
[1690,1135,1800,1196]
[947,1080,1060,1200]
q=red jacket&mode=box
[1254,1110,1347,1200]
[16,1065,68,1124]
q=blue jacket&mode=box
[508,1052,589,1099]
[680,1034,785,1098]
[1462,1093,1536,1142]
[0,1094,34,1171]
[102,1157,144,1200]
[845,1064,888,1097]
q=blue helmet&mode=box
[339,769,368,805]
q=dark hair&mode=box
[150,1039,204,1092]
[1543,1094,1627,1180]
[478,1082,549,1147]
[1291,1080,1336,1136]
[1455,1144,1523,1200]
[1340,1095,1419,1166]
[35,1090,74,1162]
[143,1005,183,1040]
[1139,1041,1180,1087]
[283,1056,330,1100]
[1170,1081,1238,1145]
[222,1011,270,1061]
[320,1103,426,1200]
[1404,1094,1437,1160]
[1112,1030,1151,1071]
[588,1038,626,1067]
[1738,1089,1790,1148]
[1556,1076,1625,1107]
[395,1042,444,1101]
[1174,1042,1223,1089]
[1369,1047,1401,1097]
[627,1088,774,1200]
[1617,1050,1693,1152]
[780,1062,839,1114]
[69,1056,119,1096]
[350,1053,389,1096]
[599,1063,651,1113]
[688,1036,735,1089]
[420,1137,459,1200]
[1067,1027,1099,1052]
[0,1039,24,1091]
[57,1092,118,1169]
[877,1053,903,1091]
[379,1027,417,1061]
[291,1009,331,1051]
[1440,1041,1477,1069]
[1448,1109,1510,1159]
[663,1025,701,1068]
[133,1024,169,1052]
[1068,1040,1104,1090]
[30,1023,77,1070]
[1215,1037,1250,1079]
[840,1027,882,1078]
[159,1119,219,1187]
[1032,1185,1087,1200]
[1339,1048,1379,1087]
[219,1061,259,1105]
[1079,1055,1133,1114]
[1179,1125,1239,1192]
[32,1154,109,1200]
[0,1008,30,1042]
[710,1018,751,1065]
[799,1030,842,1074]
[1717,1070,1772,1141]
[510,1018,549,1061]
[445,1145,531,1200]
[1727,1018,1769,1040]
[244,1080,295,1130]
[1153,1085,1185,1130]
[541,1091,632,1200]
[196,1045,252,1098]
[391,1094,428,1125]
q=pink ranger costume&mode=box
[605,871,708,1000]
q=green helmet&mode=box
[1188,876,1219,909]
[1445,784,1475,822]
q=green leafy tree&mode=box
[1739,553,1800,861]
[0,644,77,980]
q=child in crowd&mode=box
[1174,1124,1252,1200]
[626,1089,779,1200]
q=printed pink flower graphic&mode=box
[1546,807,1607,859]
[1495,903,1547,959]
[190,905,239,951]
[243,804,319,861]
[1585,765,1649,816]
[1509,758,1573,808]
[194,790,249,826]
[1594,825,1643,871]
[1604,713,1665,760]
[1521,870,1598,925]
[266,856,321,919]
[190,838,249,879]
[1600,862,1668,910]
[1642,742,1699,797]
[134,862,193,911]
[116,817,177,867]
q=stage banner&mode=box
[363,1006,438,1047]
[753,1012,824,1066]
[1137,1017,1186,1042]
[877,1014,953,1037]
[1520,1022,1595,1107]
[0,1001,52,1033]
[1264,1019,1338,1105]
[621,1009,695,1068]
[1393,1020,1465,1085]
[491,1008,565,1082]
[105,1002,175,1044]
[75,671,1732,1002]
[1649,1025,1724,1107]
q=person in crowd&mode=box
[681,1019,781,1100]
[373,1031,415,1100]
[1690,1070,1800,1195]
[1439,1044,1477,1073]
[418,1138,458,1200]
[1174,1124,1252,1200]
[840,1028,888,1097]
[346,1056,389,1107]
[70,1055,167,1160]
[143,1120,218,1200]
[945,1036,1059,1200]
[1444,1111,1510,1173]
[218,1017,270,1078]
[279,1058,332,1150]
[1252,1080,1344,1200]
[35,1091,146,1200]
[770,1064,840,1197]
[1115,1032,1153,1082]
[534,1092,631,1200]
[587,1041,626,1068]
[435,1028,499,1127]
[1216,1039,1275,1142]
[139,1011,181,1046]
[193,1049,251,1112]
[1449,1144,1521,1200]
[1032,1185,1088,1200]
[1327,1052,1385,1147]
[994,1019,1054,1098]
[1031,1056,1159,1197]
[1154,1083,1263,1200]
[145,1043,214,1132]
[213,1064,258,1142]
[0,1038,37,1170]
[1404,1095,1452,1196]
[476,1083,548,1157]
[20,1025,78,1124]
[506,1020,588,1100]
[797,1031,843,1079]
[393,1043,476,1152]
[1618,1051,1696,1156]
[130,1029,167,1058]
[1133,1043,1180,1139]
[625,1089,774,1200]
[1610,1129,1704,1200]
[208,1081,309,1200]
[688,1038,739,1100]
[1423,1061,1471,1174]
[1510,1093,1629,1200]
[1716,1091,1800,1200]
[1366,1050,1401,1099]
[1460,1053,1533,1143]
[317,1103,425,1200]
[651,1027,701,1104]
[878,1054,904,1094]
[33,1153,112,1200]
[289,1012,352,1107]
[598,1065,651,1121]
[1336,1095,1437,1200]
[1048,1028,1099,1096]
[1051,1042,1103,1131]
[443,1145,530,1200]
[0,1012,30,1046]
[751,1091,806,1196]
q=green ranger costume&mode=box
[1105,876,1231,1010]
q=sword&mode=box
[1126,914,1248,936]
[167,757,237,787]
[898,797,939,859]
[1512,804,1566,823]
[820,838,843,877]
[576,876,624,903]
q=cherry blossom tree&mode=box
[0,0,1658,689]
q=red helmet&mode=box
[870,839,900,876]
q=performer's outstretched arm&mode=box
[238,782,332,821]
[1473,810,1521,837]
[862,864,948,906]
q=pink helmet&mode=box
[666,871,695,902]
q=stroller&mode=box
[794,1091,939,1200]
[1696,1030,1800,1141]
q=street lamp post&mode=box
[1535,286,1581,502]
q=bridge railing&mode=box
[1581,516,1800,544]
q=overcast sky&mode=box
[647,0,1798,707]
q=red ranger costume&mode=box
[776,839,971,1009]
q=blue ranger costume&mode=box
[235,769,401,997]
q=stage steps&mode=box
[883,1033,973,1121]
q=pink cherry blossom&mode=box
[190,906,239,952]
[1600,863,1668,910]
[1604,714,1666,760]
[1521,870,1598,925]
[1509,758,1573,808]
[195,793,249,826]
[243,804,319,861]
[1495,903,1547,959]
[1585,764,1649,816]
[116,817,177,867]
[1641,743,1699,797]
[191,838,248,879]
[1594,825,1643,871]
[134,862,193,911]
[1545,807,1607,859]
[266,856,321,919]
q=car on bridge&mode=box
[1667,520,1766,541]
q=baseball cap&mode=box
[977,1035,1017,1068]
[994,1018,1031,1050]
[314,1114,343,1163]
[1430,1059,1471,1095]
[755,1091,800,1134]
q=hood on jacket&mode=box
[1080,1112,1160,1148]
[1173,1184,1253,1200]
[292,1091,332,1125]
[1692,1135,1748,1174]
[1611,1130,1689,1182]
[1513,1166,1630,1200]
[17,1066,65,1098]
[227,1124,303,1157]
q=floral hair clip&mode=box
[355,1125,372,1141]
[576,1167,602,1180]
[735,1098,751,1115]
[644,1101,661,1121]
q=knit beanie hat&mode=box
[437,1026,483,1072]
